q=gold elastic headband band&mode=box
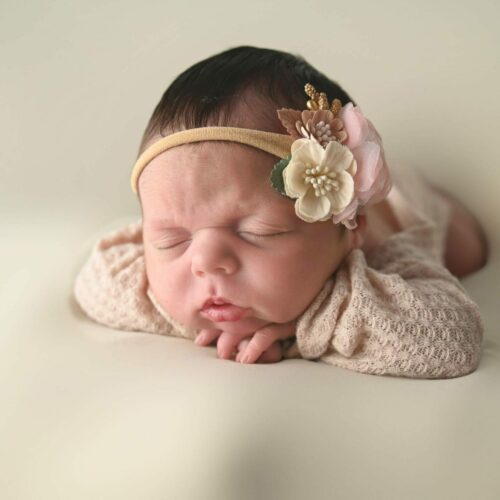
[130,126,295,194]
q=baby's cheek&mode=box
[260,261,331,322]
[253,269,309,323]
[147,262,192,323]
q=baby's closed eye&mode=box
[153,230,291,250]
[156,239,191,250]
[238,230,288,239]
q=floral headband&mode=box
[130,83,392,230]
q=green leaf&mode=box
[269,155,291,196]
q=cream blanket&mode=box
[73,162,483,379]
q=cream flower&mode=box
[282,138,357,223]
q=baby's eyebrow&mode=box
[145,219,185,232]
[145,214,296,232]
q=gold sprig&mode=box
[318,92,328,110]
[330,98,342,117]
[304,83,343,117]
[304,83,320,110]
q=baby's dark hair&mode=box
[137,45,356,156]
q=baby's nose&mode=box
[190,232,240,277]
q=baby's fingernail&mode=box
[195,333,206,345]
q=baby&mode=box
[74,46,488,377]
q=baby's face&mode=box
[139,142,353,336]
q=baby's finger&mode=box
[239,331,275,364]
[194,328,222,346]
[216,331,243,360]
[235,339,251,363]
[256,341,283,364]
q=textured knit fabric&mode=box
[73,162,484,379]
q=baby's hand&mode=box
[194,320,296,364]
[234,320,297,364]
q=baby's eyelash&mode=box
[239,231,286,238]
[157,239,191,250]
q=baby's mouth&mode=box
[200,298,251,322]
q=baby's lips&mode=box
[201,295,233,308]
[200,303,251,322]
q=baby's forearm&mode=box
[428,184,488,277]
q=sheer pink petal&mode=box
[359,167,393,205]
[339,103,369,149]
[351,142,382,192]
[331,197,359,224]
[366,118,382,143]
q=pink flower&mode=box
[277,108,348,146]
[331,103,392,227]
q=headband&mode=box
[130,83,392,230]
[130,127,294,193]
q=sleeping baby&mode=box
[74,45,488,378]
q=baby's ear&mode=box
[350,214,367,250]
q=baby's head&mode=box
[133,46,389,336]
